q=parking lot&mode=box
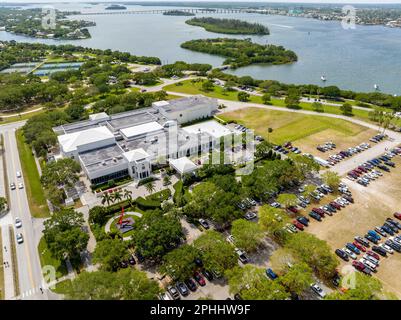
[306,155,401,297]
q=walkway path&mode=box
[1,225,15,299]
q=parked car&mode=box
[185,279,197,292]
[202,269,213,281]
[309,211,322,221]
[292,220,304,231]
[366,250,380,261]
[310,283,326,298]
[235,248,249,264]
[372,245,387,257]
[176,282,189,296]
[198,219,210,229]
[346,242,361,255]
[343,247,357,260]
[265,268,278,280]
[296,216,309,227]
[244,211,257,220]
[354,236,370,247]
[394,212,401,221]
[167,285,180,300]
[193,272,206,286]
[335,249,349,261]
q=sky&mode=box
[2,0,401,4]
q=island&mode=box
[185,17,269,35]
[163,10,195,16]
[181,38,297,68]
[105,4,127,10]
[0,8,95,40]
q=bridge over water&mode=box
[77,8,270,16]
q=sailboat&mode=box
[321,75,327,82]
[374,84,379,90]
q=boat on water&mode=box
[321,75,327,82]
[374,84,379,90]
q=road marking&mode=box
[6,131,36,290]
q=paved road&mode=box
[0,121,50,300]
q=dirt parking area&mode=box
[306,155,401,297]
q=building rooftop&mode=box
[107,108,159,131]
[79,144,127,174]
[120,121,164,140]
[169,157,198,175]
[123,148,150,162]
[155,95,217,113]
[58,126,115,153]
[182,120,233,139]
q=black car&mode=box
[382,224,395,236]
[176,282,189,296]
[386,218,401,230]
[185,279,197,292]
[309,211,322,221]
[372,245,387,257]
[384,222,399,233]
[194,258,203,267]
[335,249,349,262]
[234,293,242,300]
[326,204,337,213]
[202,269,213,281]
[342,195,354,203]
[384,161,395,167]
[365,234,379,244]
[386,240,401,253]
[354,236,370,247]
[297,216,309,226]
[378,164,390,172]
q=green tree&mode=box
[279,262,313,296]
[340,102,353,116]
[285,88,300,109]
[231,219,265,252]
[237,91,250,102]
[144,181,156,194]
[101,192,114,207]
[160,244,200,281]
[163,175,171,186]
[123,189,133,205]
[112,190,122,203]
[201,80,214,92]
[258,205,290,243]
[321,171,341,190]
[325,272,396,300]
[276,193,298,209]
[194,230,237,275]
[65,268,161,300]
[93,238,129,272]
[226,265,290,300]
[131,211,183,261]
[312,101,324,112]
[88,206,108,225]
[43,208,89,261]
[286,232,339,279]
[0,197,7,212]
[262,93,271,104]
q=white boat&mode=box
[374,84,379,90]
[321,75,326,82]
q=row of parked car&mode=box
[325,142,371,166]
[335,213,401,276]
[274,141,302,155]
[316,141,336,153]
[369,133,387,144]
[234,124,252,133]
[347,149,400,186]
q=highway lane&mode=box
[0,121,47,299]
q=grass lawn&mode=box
[0,228,3,300]
[0,108,45,126]
[38,237,68,280]
[163,80,375,122]
[51,279,72,295]
[15,130,50,218]
[219,107,370,146]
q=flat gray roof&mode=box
[107,108,159,131]
[160,95,215,113]
[79,144,127,174]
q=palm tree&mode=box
[112,190,122,203]
[144,181,156,195]
[101,192,113,207]
[163,175,171,186]
[123,189,133,205]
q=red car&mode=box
[312,208,325,217]
[292,220,304,231]
[193,271,206,286]
[366,251,380,261]
[394,212,401,220]
[330,201,341,210]
[353,241,366,252]
[352,261,365,271]
[287,206,298,214]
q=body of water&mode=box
[1,3,401,94]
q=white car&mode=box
[226,235,236,244]
[343,247,357,260]
[15,218,22,228]
[18,182,24,189]
[16,233,23,244]
[380,243,394,254]
[16,171,21,178]
[363,254,379,266]
[360,258,376,270]
[310,283,326,298]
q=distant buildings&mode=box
[53,95,234,185]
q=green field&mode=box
[163,79,376,122]
[15,130,50,218]
[0,109,45,126]
[51,279,72,295]
[219,107,368,145]
[38,237,68,280]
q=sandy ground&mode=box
[306,155,401,297]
